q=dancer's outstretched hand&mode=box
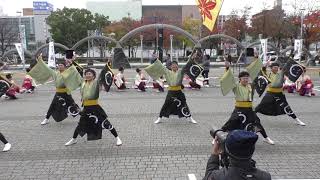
[191,49,203,64]
[212,137,222,155]
[36,53,43,61]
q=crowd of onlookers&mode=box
[0,65,36,100]
[283,67,316,97]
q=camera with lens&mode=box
[210,127,228,150]
[210,127,230,167]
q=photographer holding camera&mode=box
[203,129,271,180]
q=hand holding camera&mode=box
[212,137,221,155]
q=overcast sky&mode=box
[0,0,319,16]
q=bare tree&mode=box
[0,18,18,56]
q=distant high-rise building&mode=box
[0,16,36,51]
[274,0,282,9]
[142,5,182,25]
[33,1,53,44]
[182,5,202,21]
[23,8,33,16]
[87,0,142,21]
[0,6,4,16]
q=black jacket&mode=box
[203,155,271,180]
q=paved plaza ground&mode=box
[0,68,320,179]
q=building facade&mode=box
[23,8,33,16]
[0,16,36,52]
[33,1,53,45]
[86,0,142,21]
[182,5,202,22]
[0,6,4,16]
[274,0,282,9]
[142,5,182,25]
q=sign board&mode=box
[33,1,53,11]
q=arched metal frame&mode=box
[280,46,315,65]
[280,46,312,57]
[34,43,70,57]
[198,34,244,50]
[246,41,280,54]
[1,49,33,60]
[72,35,120,50]
[119,23,199,47]
[2,23,316,66]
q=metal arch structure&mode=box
[198,34,244,49]
[72,35,120,50]
[8,23,313,65]
[119,23,199,47]
[246,41,280,54]
[1,49,33,61]
[280,46,315,66]
[34,43,70,57]
[280,46,312,57]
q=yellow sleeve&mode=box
[220,69,236,96]
[144,60,169,80]
[246,58,263,80]
[28,58,56,84]
[61,65,83,91]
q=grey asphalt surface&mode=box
[0,68,320,180]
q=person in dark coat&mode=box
[165,54,172,70]
[203,130,271,180]
[202,55,210,86]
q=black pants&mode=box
[45,93,77,120]
[153,82,164,92]
[5,93,17,99]
[137,82,146,92]
[158,85,164,92]
[46,93,61,119]
[189,81,201,89]
[159,90,191,118]
[202,70,209,84]
[255,92,297,119]
[73,105,118,140]
[72,124,118,139]
[253,123,268,138]
[0,132,8,144]
[29,86,35,92]
[222,107,269,138]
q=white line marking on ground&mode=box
[314,86,320,92]
[187,174,197,180]
[34,80,54,87]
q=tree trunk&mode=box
[128,45,131,58]
[131,47,135,58]
[134,47,137,58]
[99,44,103,58]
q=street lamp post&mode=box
[87,30,90,58]
[154,16,158,56]
[299,9,305,63]
[300,9,305,39]
[170,35,173,62]
[140,34,143,65]
[16,11,25,70]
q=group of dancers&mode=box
[220,59,306,145]
[0,49,309,152]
